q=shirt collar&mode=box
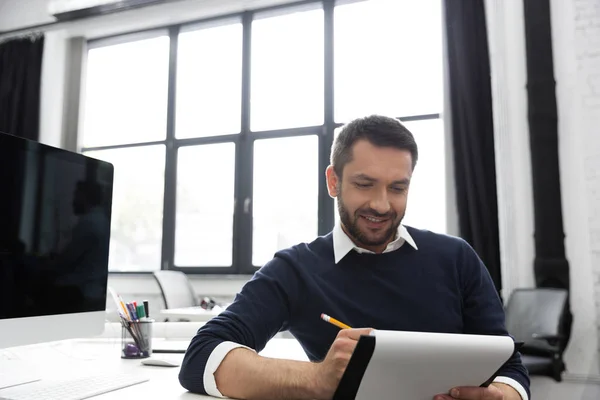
[333,223,418,264]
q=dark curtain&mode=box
[443,1,502,292]
[0,35,45,141]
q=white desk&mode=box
[158,307,223,322]
[0,337,308,399]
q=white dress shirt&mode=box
[332,222,418,263]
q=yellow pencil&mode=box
[321,313,352,329]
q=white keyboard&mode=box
[0,372,149,400]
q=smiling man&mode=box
[179,115,530,400]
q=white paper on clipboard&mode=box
[354,330,515,400]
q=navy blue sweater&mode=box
[179,227,530,398]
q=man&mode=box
[179,115,530,400]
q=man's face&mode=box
[326,140,413,253]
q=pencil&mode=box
[321,313,352,329]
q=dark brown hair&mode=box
[330,115,418,177]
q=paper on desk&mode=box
[355,330,515,400]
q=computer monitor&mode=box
[0,132,114,348]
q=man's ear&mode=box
[326,165,339,198]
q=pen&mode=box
[143,300,149,318]
[119,300,130,320]
[117,295,131,320]
[321,313,352,329]
[136,304,146,319]
[127,303,138,320]
[131,303,139,320]
[108,287,126,319]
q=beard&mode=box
[337,187,403,248]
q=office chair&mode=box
[504,287,570,381]
[152,270,199,321]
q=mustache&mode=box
[356,208,395,219]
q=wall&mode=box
[550,0,600,376]
[571,0,600,345]
[0,0,55,31]
[573,0,600,344]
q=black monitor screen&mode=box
[0,133,113,319]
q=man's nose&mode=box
[369,189,391,215]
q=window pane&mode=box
[253,135,318,265]
[175,143,235,266]
[402,119,446,233]
[84,146,165,271]
[176,23,242,138]
[251,8,324,131]
[334,0,443,122]
[333,119,446,234]
[82,36,169,147]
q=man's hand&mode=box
[434,382,522,400]
[433,384,504,400]
[311,328,373,400]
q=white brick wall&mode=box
[552,0,600,374]
[574,0,600,336]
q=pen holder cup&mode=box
[121,319,153,359]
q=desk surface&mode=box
[158,307,223,322]
[0,337,308,399]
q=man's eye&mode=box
[355,183,371,189]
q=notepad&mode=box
[333,330,519,400]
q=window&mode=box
[176,23,242,138]
[175,143,236,267]
[400,119,446,234]
[80,0,445,273]
[85,146,165,272]
[334,0,443,121]
[252,135,319,266]
[251,8,324,131]
[82,34,169,148]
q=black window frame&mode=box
[81,0,441,275]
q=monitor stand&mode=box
[0,360,41,389]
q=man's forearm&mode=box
[491,382,523,400]
[215,347,319,400]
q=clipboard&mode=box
[333,335,376,400]
[333,334,523,400]
[480,341,524,387]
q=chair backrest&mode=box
[153,270,198,309]
[504,288,568,346]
